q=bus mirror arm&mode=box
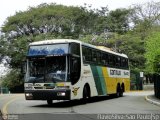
[21,61,27,74]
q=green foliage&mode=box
[2,3,99,38]
[2,69,23,88]
[106,8,130,34]
[145,32,160,74]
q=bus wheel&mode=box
[83,86,88,99]
[120,84,125,97]
[47,100,53,105]
[116,85,121,98]
[82,85,90,103]
[119,88,123,97]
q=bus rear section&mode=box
[81,45,130,98]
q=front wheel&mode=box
[82,86,90,103]
[47,100,53,105]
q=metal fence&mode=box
[0,87,9,94]
[130,70,143,90]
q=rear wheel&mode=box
[47,100,53,105]
[120,84,125,97]
[119,88,123,97]
[116,85,121,98]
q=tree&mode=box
[106,8,131,34]
[1,69,23,89]
[130,1,160,26]
[2,3,99,39]
[130,1,160,40]
[145,32,160,74]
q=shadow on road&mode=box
[31,95,123,108]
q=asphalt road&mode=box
[0,91,160,120]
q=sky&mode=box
[0,0,159,28]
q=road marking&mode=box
[2,95,22,114]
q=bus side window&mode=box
[87,49,92,61]
[97,51,101,64]
[101,53,105,65]
[125,59,129,68]
[116,57,121,67]
[113,56,116,67]
[82,46,92,62]
[92,50,97,62]
[106,54,109,65]
[121,58,128,69]
[122,58,125,68]
[109,54,113,66]
[101,53,108,66]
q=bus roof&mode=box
[29,39,128,58]
[29,39,81,46]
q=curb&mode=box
[128,90,154,92]
[145,95,160,107]
[0,110,4,120]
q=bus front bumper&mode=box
[25,89,71,100]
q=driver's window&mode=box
[71,57,81,85]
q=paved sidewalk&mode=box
[145,95,160,107]
[125,90,154,96]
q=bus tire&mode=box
[120,84,125,97]
[47,100,53,105]
[82,84,90,103]
[116,85,121,98]
[119,88,123,97]
[121,83,125,92]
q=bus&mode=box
[24,39,130,105]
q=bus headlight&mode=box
[57,92,66,96]
[26,93,33,97]
[25,93,33,100]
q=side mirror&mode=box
[21,61,26,74]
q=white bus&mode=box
[24,39,130,104]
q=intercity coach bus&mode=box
[24,39,130,105]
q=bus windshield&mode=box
[25,56,68,83]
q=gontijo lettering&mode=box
[110,69,121,75]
